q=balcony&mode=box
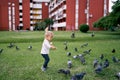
[33,0,41,2]
[19,6,22,10]
[30,16,33,19]
[49,0,66,12]
[19,18,23,21]
[30,21,33,24]
[33,0,50,2]
[19,13,23,16]
[33,15,42,19]
[19,0,22,3]
[33,4,42,9]
[30,10,33,14]
[30,3,33,8]
[53,22,66,28]
[19,23,23,26]
[32,10,42,14]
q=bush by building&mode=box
[79,24,89,33]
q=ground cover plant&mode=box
[0,31,120,80]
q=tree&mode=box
[44,18,54,30]
[34,21,46,31]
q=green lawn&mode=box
[0,31,120,80]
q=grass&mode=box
[0,30,120,80]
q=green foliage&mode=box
[93,0,120,30]
[34,21,46,31]
[79,24,89,33]
[93,16,118,30]
[112,0,120,14]
[44,18,54,27]
[34,18,54,31]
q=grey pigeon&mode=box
[95,63,103,74]
[91,32,95,37]
[7,43,14,48]
[112,56,119,63]
[100,54,104,60]
[64,41,68,45]
[68,59,72,69]
[74,47,78,52]
[0,49,3,54]
[112,49,116,53]
[80,43,88,48]
[73,55,79,59]
[103,59,109,68]
[71,32,75,38]
[93,59,99,68]
[83,49,91,55]
[115,72,120,80]
[79,54,86,64]
[71,72,86,80]
[65,45,68,50]
[67,52,71,56]
[28,45,32,50]
[58,69,70,75]
[16,46,20,50]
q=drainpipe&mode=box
[86,0,89,25]
[75,0,79,30]
[104,0,107,16]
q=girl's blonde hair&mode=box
[45,31,54,37]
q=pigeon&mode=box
[112,49,116,53]
[71,72,86,80]
[100,54,104,60]
[103,59,109,68]
[64,41,68,46]
[7,43,14,48]
[68,59,72,69]
[91,32,95,37]
[28,45,32,50]
[115,72,120,80]
[74,47,78,52]
[93,59,99,68]
[79,54,86,64]
[83,49,91,55]
[112,56,119,63]
[0,49,3,54]
[71,76,77,80]
[95,63,103,74]
[58,69,70,75]
[80,43,88,48]
[73,55,79,59]
[67,52,71,56]
[65,45,68,50]
[16,46,20,50]
[71,32,75,38]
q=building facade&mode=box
[0,0,49,31]
[0,0,109,31]
[49,0,109,31]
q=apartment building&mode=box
[0,0,109,31]
[49,0,109,31]
[0,0,49,31]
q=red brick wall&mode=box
[0,0,19,31]
[42,2,49,19]
[78,0,87,27]
[0,1,9,30]
[66,0,76,30]
[15,1,19,30]
[22,0,30,30]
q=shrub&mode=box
[79,24,89,33]
[34,21,46,31]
